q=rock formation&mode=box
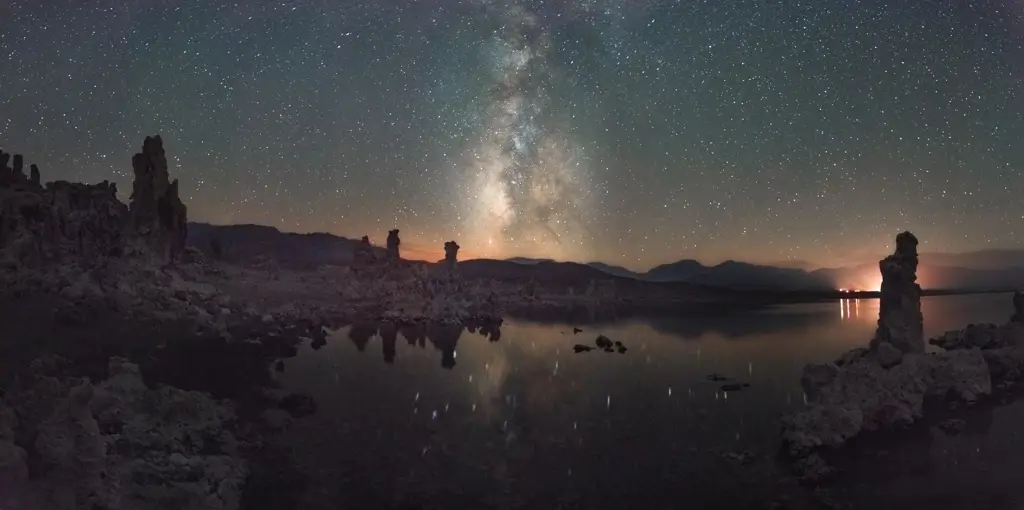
[1,356,247,509]
[1,174,128,266]
[780,232,994,483]
[0,151,8,184]
[0,150,35,189]
[870,231,924,354]
[386,229,400,261]
[444,240,459,272]
[128,135,188,260]
[353,235,375,266]
[1,136,193,267]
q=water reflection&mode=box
[840,298,865,321]
[272,293,1017,509]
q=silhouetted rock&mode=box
[573,344,593,353]
[128,135,188,260]
[706,373,729,382]
[444,240,459,272]
[870,231,924,354]
[595,335,613,349]
[0,151,9,185]
[1,177,128,266]
[353,235,376,266]
[386,229,400,261]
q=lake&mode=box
[272,293,1022,509]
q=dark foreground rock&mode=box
[0,356,247,510]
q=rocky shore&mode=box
[781,231,1024,483]
[1,136,611,508]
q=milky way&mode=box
[461,0,596,260]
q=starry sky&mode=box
[1,0,1022,270]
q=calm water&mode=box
[273,293,1020,509]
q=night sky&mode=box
[1,0,1021,269]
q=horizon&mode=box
[192,220,1024,274]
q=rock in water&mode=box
[780,232,997,482]
[871,231,924,354]
[129,135,188,260]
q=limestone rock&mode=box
[444,240,460,272]
[872,341,903,368]
[782,349,990,460]
[3,357,247,509]
[871,231,924,354]
[1,177,129,265]
[128,135,188,260]
[386,228,400,260]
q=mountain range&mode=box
[186,222,1024,292]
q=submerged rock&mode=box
[720,383,750,392]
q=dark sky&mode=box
[1,0,1021,269]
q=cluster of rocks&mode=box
[0,136,187,270]
[780,232,1024,484]
[573,334,627,353]
[0,357,247,510]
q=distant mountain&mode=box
[187,221,1024,292]
[505,257,555,265]
[685,260,833,290]
[186,222,382,266]
[595,258,832,291]
[645,259,705,282]
[920,250,1024,271]
[586,262,641,279]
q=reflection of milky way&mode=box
[463,1,593,259]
